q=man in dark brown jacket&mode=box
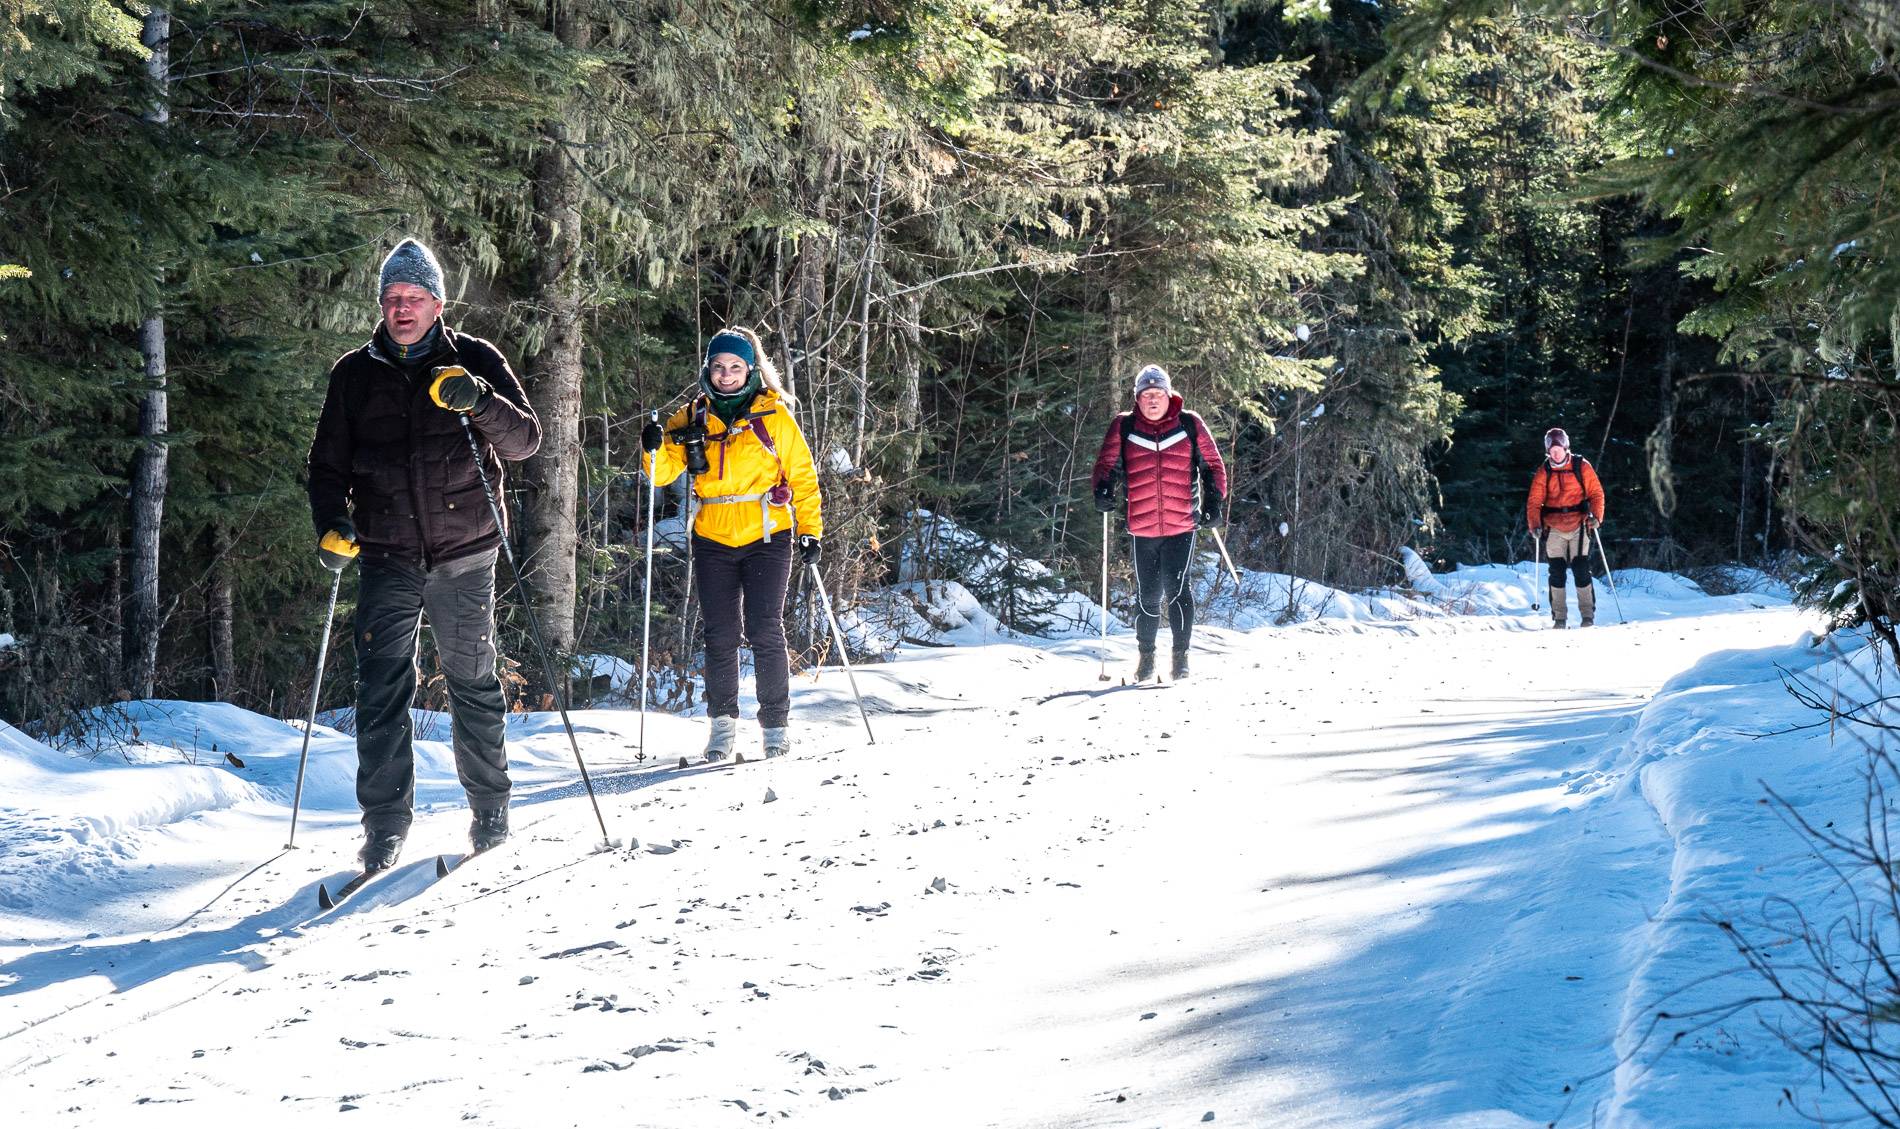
[307,238,542,870]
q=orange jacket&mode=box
[1525,456,1605,533]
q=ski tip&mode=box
[317,884,335,911]
[435,855,451,879]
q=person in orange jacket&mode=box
[640,326,823,761]
[1525,427,1606,627]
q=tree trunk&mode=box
[853,150,887,468]
[207,502,235,702]
[105,523,124,693]
[789,147,838,442]
[519,4,591,664]
[895,291,923,487]
[127,5,170,699]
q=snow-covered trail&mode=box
[0,603,1807,1127]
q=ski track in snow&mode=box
[0,579,1858,1127]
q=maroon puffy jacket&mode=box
[1091,395,1229,538]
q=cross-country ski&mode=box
[314,867,390,911]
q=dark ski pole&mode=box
[808,563,874,744]
[460,415,621,852]
[286,569,344,849]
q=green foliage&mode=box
[1390,0,1899,647]
[5,0,1856,722]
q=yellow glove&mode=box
[318,521,360,571]
[429,365,490,413]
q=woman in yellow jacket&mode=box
[640,326,823,761]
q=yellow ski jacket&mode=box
[643,390,824,547]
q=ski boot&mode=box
[470,806,509,852]
[1134,649,1156,682]
[762,726,790,759]
[1170,649,1190,681]
[358,827,406,872]
[705,715,737,763]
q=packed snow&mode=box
[2,540,1887,1128]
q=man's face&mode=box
[1136,387,1170,421]
[380,283,442,346]
[1548,442,1569,463]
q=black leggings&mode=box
[694,534,794,728]
[1132,531,1195,653]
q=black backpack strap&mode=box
[1539,457,1592,516]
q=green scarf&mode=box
[705,371,763,426]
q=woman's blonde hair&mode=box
[712,324,794,408]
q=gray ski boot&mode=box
[704,715,737,763]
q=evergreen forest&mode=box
[3,0,1896,729]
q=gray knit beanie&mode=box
[1133,364,1172,395]
[378,238,445,300]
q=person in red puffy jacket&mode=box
[1090,364,1229,681]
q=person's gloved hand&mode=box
[1199,492,1223,526]
[797,535,822,565]
[318,519,360,571]
[1585,514,1601,530]
[1093,480,1117,513]
[640,419,664,452]
[428,365,490,413]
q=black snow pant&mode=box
[1132,531,1196,655]
[353,548,511,834]
[694,534,795,729]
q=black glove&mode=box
[317,519,360,572]
[1199,493,1223,526]
[798,535,822,565]
[1093,480,1117,513]
[640,420,664,452]
[428,365,490,413]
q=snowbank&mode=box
[1596,624,1889,1124]
[0,708,277,923]
[898,508,1107,639]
